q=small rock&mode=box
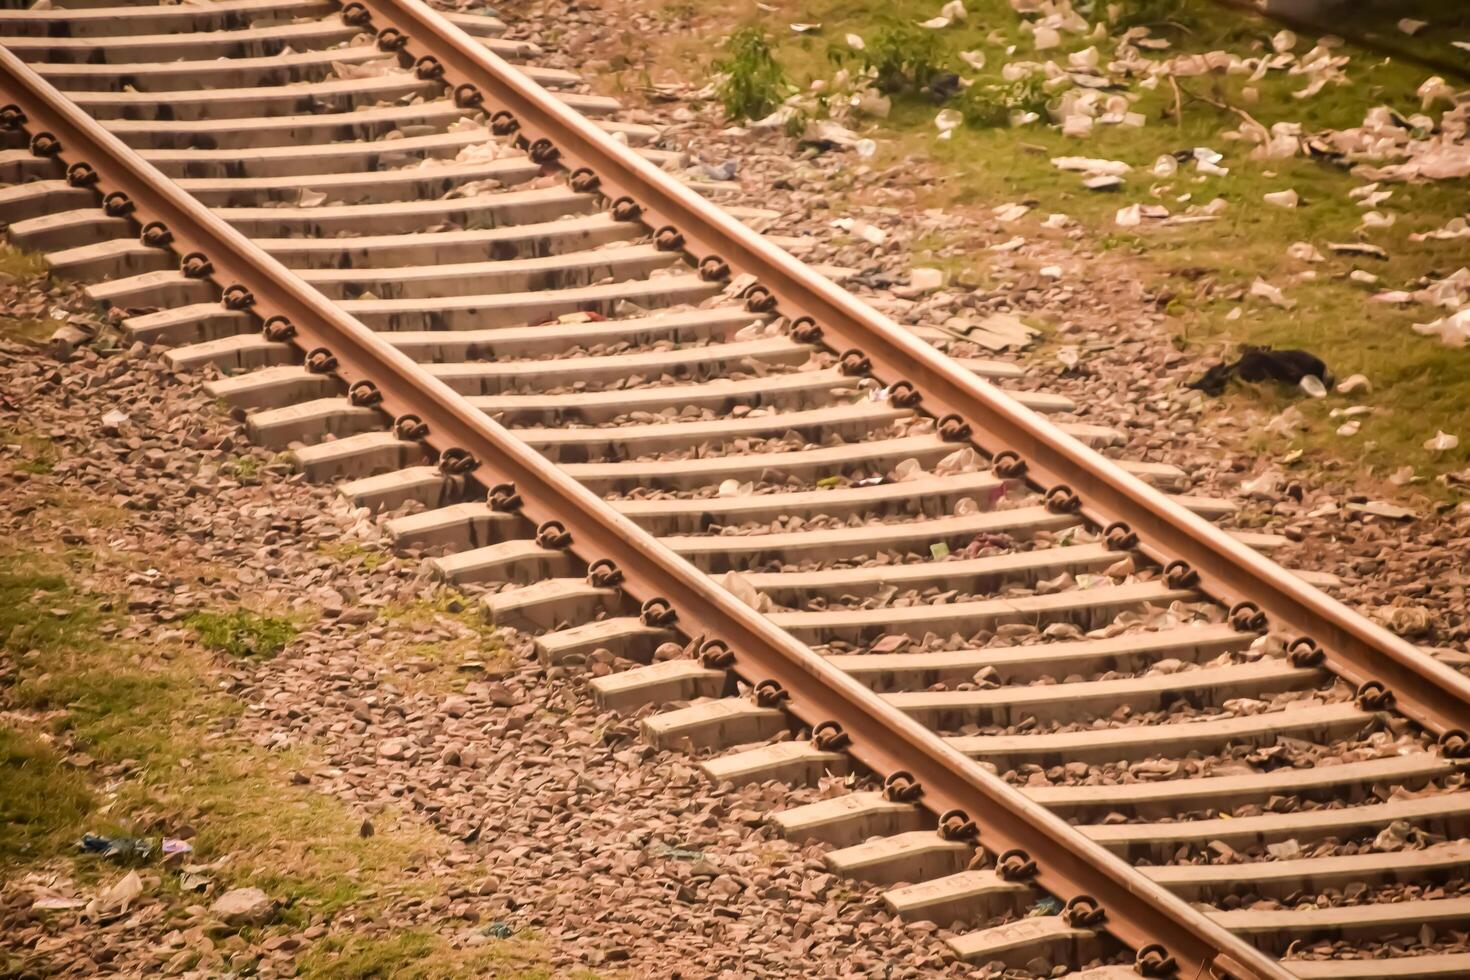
[209,888,273,927]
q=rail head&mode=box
[0,31,1310,980]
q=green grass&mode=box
[222,454,265,482]
[0,245,56,345]
[0,728,95,865]
[378,588,515,690]
[642,0,1470,492]
[186,608,297,659]
[297,930,559,980]
[0,542,548,971]
[318,540,393,573]
[1,427,58,475]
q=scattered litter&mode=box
[789,22,820,33]
[1249,278,1295,309]
[1349,270,1379,286]
[1029,896,1064,916]
[893,458,926,482]
[910,267,944,291]
[1298,374,1327,399]
[1414,309,1470,347]
[1336,420,1361,437]
[845,33,865,50]
[1082,174,1124,191]
[959,50,986,71]
[1411,216,1470,242]
[1328,242,1387,260]
[993,202,1031,222]
[1263,189,1299,208]
[1052,156,1130,176]
[989,236,1026,252]
[1424,430,1460,454]
[831,217,886,245]
[1348,501,1415,521]
[1192,147,1229,177]
[1397,18,1428,35]
[1359,210,1396,230]
[32,896,85,911]
[935,447,983,475]
[934,108,963,138]
[720,571,769,612]
[84,871,143,921]
[1335,373,1371,394]
[1389,466,1417,486]
[1287,242,1325,263]
[79,833,155,863]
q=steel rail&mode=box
[350,0,1470,748]
[0,40,1285,980]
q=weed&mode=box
[958,75,1049,128]
[837,19,947,95]
[0,245,48,283]
[712,27,791,121]
[186,608,296,659]
[317,540,391,572]
[222,455,263,482]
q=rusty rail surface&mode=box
[0,39,1290,980]
[349,0,1470,748]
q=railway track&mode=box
[2,1,1470,976]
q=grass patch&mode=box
[186,608,297,659]
[221,455,264,482]
[379,588,514,686]
[0,728,95,865]
[297,929,556,980]
[713,26,792,121]
[0,546,516,963]
[0,245,56,346]
[318,540,392,573]
[1,427,59,475]
[0,245,47,282]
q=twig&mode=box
[1167,74,1183,128]
[1176,80,1268,136]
